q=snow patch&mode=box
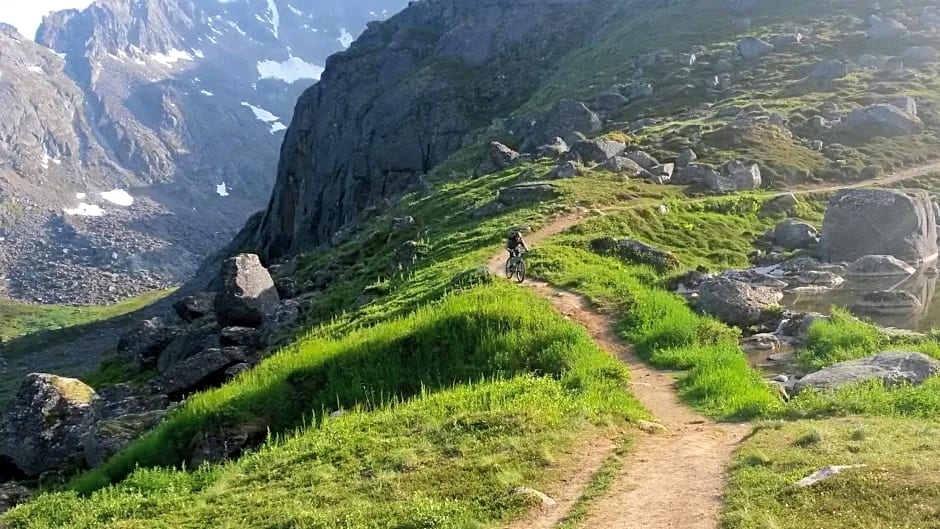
[101,189,134,207]
[257,56,324,83]
[28,65,43,73]
[76,193,86,200]
[338,28,353,48]
[200,89,215,96]
[241,102,288,134]
[216,183,229,197]
[265,0,281,38]
[287,4,303,16]
[64,203,105,217]
[149,49,193,67]
[270,122,287,133]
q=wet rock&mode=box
[737,37,774,59]
[793,351,940,395]
[696,278,783,327]
[742,333,781,352]
[117,317,176,370]
[173,294,215,323]
[215,254,280,328]
[496,183,558,205]
[819,189,938,265]
[0,374,97,477]
[842,104,924,138]
[847,255,916,277]
[83,410,166,468]
[475,141,520,177]
[773,219,819,250]
[855,290,922,312]
[572,139,626,163]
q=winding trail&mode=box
[490,161,940,529]
[489,213,749,529]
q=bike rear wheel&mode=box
[514,259,526,283]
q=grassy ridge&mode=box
[22,284,644,512]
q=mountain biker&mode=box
[506,230,529,259]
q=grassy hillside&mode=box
[6,0,940,526]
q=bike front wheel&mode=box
[505,257,514,279]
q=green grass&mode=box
[723,417,940,528]
[0,289,174,341]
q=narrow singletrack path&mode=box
[492,165,940,528]
[489,213,749,529]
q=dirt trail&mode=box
[491,213,749,529]
[492,165,940,528]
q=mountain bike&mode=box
[505,250,527,283]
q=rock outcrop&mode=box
[819,189,938,265]
[215,254,280,328]
[842,104,925,138]
[793,351,940,395]
[234,0,611,261]
[0,374,97,477]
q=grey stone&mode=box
[625,150,659,169]
[761,193,800,217]
[593,91,630,113]
[572,139,626,163]
[842,104,924,138]
[773,219,818,250]
[0,374,97,477]
[215,254,280,328]
[83,410,166,468]
[0,483,31,514]
[675,164,720,186]
[889,96,917,116]
[676,148,697,167]
[536,137,569,159]
[868,16,909,39]
[847,255,916,277]
[715,58,734,73]
[590,237,680,273]
[523,99,602,151]
[793,351,940,395]
[173,294,214,323]
[737,37,774,59]
[855,290,922,311]
[549,160,582,179]
[117,317,176,370]
[220,326,263,350]
[723,160,762,190]
[603,156,646,177]
[819,189,938,265]
[156,347,251,398]
[770,33,804,49]
[474,141,519,177]
[696,278,783,327]
[811,59,849,80]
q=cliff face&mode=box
[244,0,616,260]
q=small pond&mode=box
[780,269,940,332]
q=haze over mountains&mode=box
[0,0,407,305]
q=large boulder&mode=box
[590,237,680,273]
[157,319,222,372]
[474,141,520,177]
[696,278,783,327]
[572,139,626,163]
[793,351,940,395]
[173,294,214,323]
[854,290,922,313]
[760,193,800,217]
[83,410,167,468]
[0,374,98,477]
[603,156,646,177]
[773,219,819,250]
[625,150,659,169]
[496,183,558,205]
[723,160,762,190]
[156,347,251,398]
[847,255,916,277]
[523,99,601,150]
[819,189,938,265]
[842,104,925,138]
[215,254,280,328]
[674,164,719,185]
[811,59,849,80]
[676,148,697,167]
[737,37,774,59]
[117,317,176,370]
[901,46,939,66]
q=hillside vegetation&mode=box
[5,0,940,527]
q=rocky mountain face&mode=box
[232,0,627,261]
[0,0,407,304]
